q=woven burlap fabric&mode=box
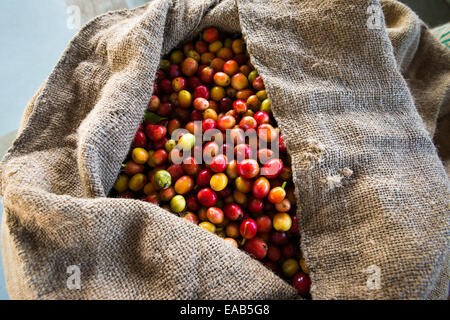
[1,0,449,300]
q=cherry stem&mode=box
[281,182,287,190]
[240,238,247,246]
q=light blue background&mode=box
[0,0,76,137]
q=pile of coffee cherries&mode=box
[111,27,311,297]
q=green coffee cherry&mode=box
[165,139,176,152]
[160,59,170,71]
[114,174,129,193]
[187,50,201,62]
[256,90,267,101]
[170,50,184,64]
[248,70,259,84]
[154,170,172,190]
[260,98,271,113]
[170,195,186,213]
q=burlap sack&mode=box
[1,0,449,300]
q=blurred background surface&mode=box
[0,0,448,300]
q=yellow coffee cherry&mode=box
[256,90,267,100]
[132,148,149,165]
[232,190,247,205]
[282,259,300,277]
[273,213,292,231]
[114,174,129,193]
[203,108,218,121]
[208,40,223,53]
[210,173,228,191]
[199,221,216,233]
[226,160,239,179]
[211,86,226,101]
[231,39,244,54]
[178,133,195,151]
[260,98,271,113]
[300,258,310,274]
[128,173,147,192]
[178,90,192,108]
[170,195,186,213]
[235,176,252,193]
